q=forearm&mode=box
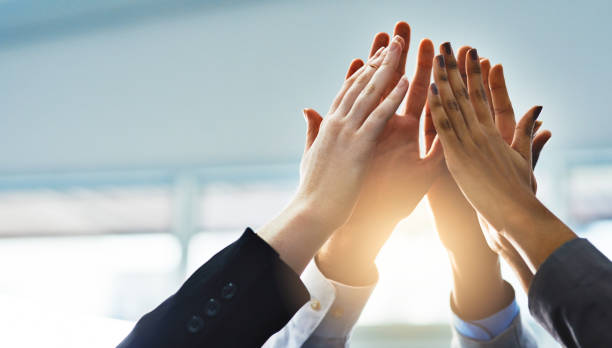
[258,199,337,275]
[502,193,578,274]
[445,227,513,320]
[498,245,534,293]
[427,181,511,319]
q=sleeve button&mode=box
[310,299,321,311]
[186,315,205,333]
[206,298,221,317]
[221,282,237,300]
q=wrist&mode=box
[501,193,577,273]
[315,224,380,286]
[258,198,337,275]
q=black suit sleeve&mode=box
[528,238,612,348]
[117,228,309,348]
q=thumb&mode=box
[511,105,542,163]
[422,135,444,170]
[423,102,437,152]
[303,108,323,152]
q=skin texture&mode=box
[427,49,577,279]
[304,22,444,285]
[259,36,409,274]
[426,43,552,316]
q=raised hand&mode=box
[425,43,553,315]
[305,22,443,284]
[259,36,409,274]
[427,48,576,274]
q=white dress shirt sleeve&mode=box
[263,259,377,348]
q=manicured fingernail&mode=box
[442,42,452,55]
[533,106,543,120]
[469,48,478,61]
[431,83,438,95]
[437,55,445,68]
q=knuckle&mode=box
[446,100,460,111]
[363,83,377,96]
[479,87,488,102]
[472,87,486,101]
[325,117,344,130]
[430,98,443,109]
[494,106,513,116]
[438,118,453,131]
[489,84,504,93]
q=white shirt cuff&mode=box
[306,258,377,339]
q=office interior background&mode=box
[1,0,611,347]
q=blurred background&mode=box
[0,0,611,347]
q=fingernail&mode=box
[431,83,438,95]
[469,48,478,61]
[390,36,401,52]
[533,106,543,120]
[442,42,452,55]
[437,55,445,68]
[397,76,408,88]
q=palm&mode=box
[351,111,435,229]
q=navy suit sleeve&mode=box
[528,238,612,348]
[117,228,309,348]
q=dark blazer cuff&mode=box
[528,237,612,346]
[119,228,309,348]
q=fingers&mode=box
[346,36,404,124]
[346,59,365,79]
[369,32,390,58]
[465,48,494,126]
[424,103,436,152]
[439,42,479,130]
[432,54,474,140]
[511,106,543,163]
[456,46,472,84]
[427,83,461,150]
[533,120,543,134]
[303,108,323,151]
[361,76,409,138]
[489,64,516,144]
[479,58,495,116]
[393,21,411,76]
[334,46,386,115]
[532,130,552,168]
[402,38,434,118]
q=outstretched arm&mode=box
[427,48,612,347]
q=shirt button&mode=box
[331,307,344,318]
[221,282,237,300]
[310,299,321,311]
[186,315,205,333]
[206,298,221,317]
